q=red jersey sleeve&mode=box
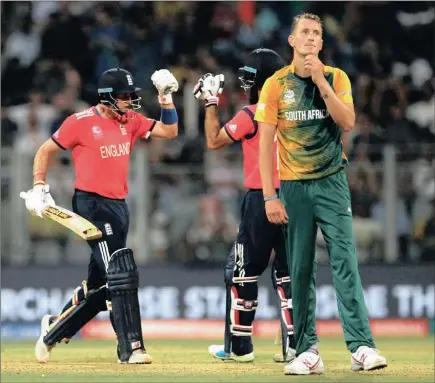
[132,113,157,143]
[51,114,80,150]
[224,107,256,141]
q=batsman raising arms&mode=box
[193,49,296,363]
[21,67,179,364]
[256,13,387,375]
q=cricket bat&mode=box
[20,192,102,241]
[275,324,282,345]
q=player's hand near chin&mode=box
[304,55,325,85]
[20,184,56,218]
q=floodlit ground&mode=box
[2,337,434,382]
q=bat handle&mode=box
[20,192,27,200]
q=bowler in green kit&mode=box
[255,13,387,375]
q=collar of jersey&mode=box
[94,106,102,118]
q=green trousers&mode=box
[280,170,375,355]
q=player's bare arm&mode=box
[19,138,61,218]
[305,55,355,131]
[33,139,62,184]
[259,122,288,225]
[204,105,233,150]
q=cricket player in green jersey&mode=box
[255,13,387,375]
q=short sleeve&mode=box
[224,108,256,141]
[254,77,279,125]
[51,115,79,150]
[133,114,157,142]
[333,69,353,104]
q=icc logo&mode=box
[283,90,295,105]
[92,126,103,140]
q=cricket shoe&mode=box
[273,348,296,363]
[284,351,325,375]
[208,345,254,363]
[35,315,55,363]
[351,346,387,371]
[118,349,153,364]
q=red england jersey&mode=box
[224,104,279,190]
[52,107,156,199]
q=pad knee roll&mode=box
[107,249,139,292]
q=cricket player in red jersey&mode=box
[193,49,296,363]
[21,67,179,364]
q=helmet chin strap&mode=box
[98,104,131,123]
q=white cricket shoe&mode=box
[284,351,325,375]
[119,349,153,364]
[351,346,387,371]
[208,344,254,362]
[35,315,55,363]
[273,348,296,363]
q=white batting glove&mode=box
[44,185,56,207]
[193,73,224,107]
[151,69,179,104]
[20,184,56,218]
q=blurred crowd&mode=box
[1,1,434,266]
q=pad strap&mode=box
[230,281,259,337]
[233,276,259,284]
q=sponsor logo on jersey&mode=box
[228,124,237,133]
[119,124,127,136]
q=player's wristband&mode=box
[161,107,178,125]
[205,96,219,107]
[158,94,173,105]
[33,180,45,187]
[264,194,278,202]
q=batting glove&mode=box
[151,69,179,104]
[20,184,55,218]
[193,73,224,107]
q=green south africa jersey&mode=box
[255,62,353,181]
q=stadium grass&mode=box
[2,337,434,382]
